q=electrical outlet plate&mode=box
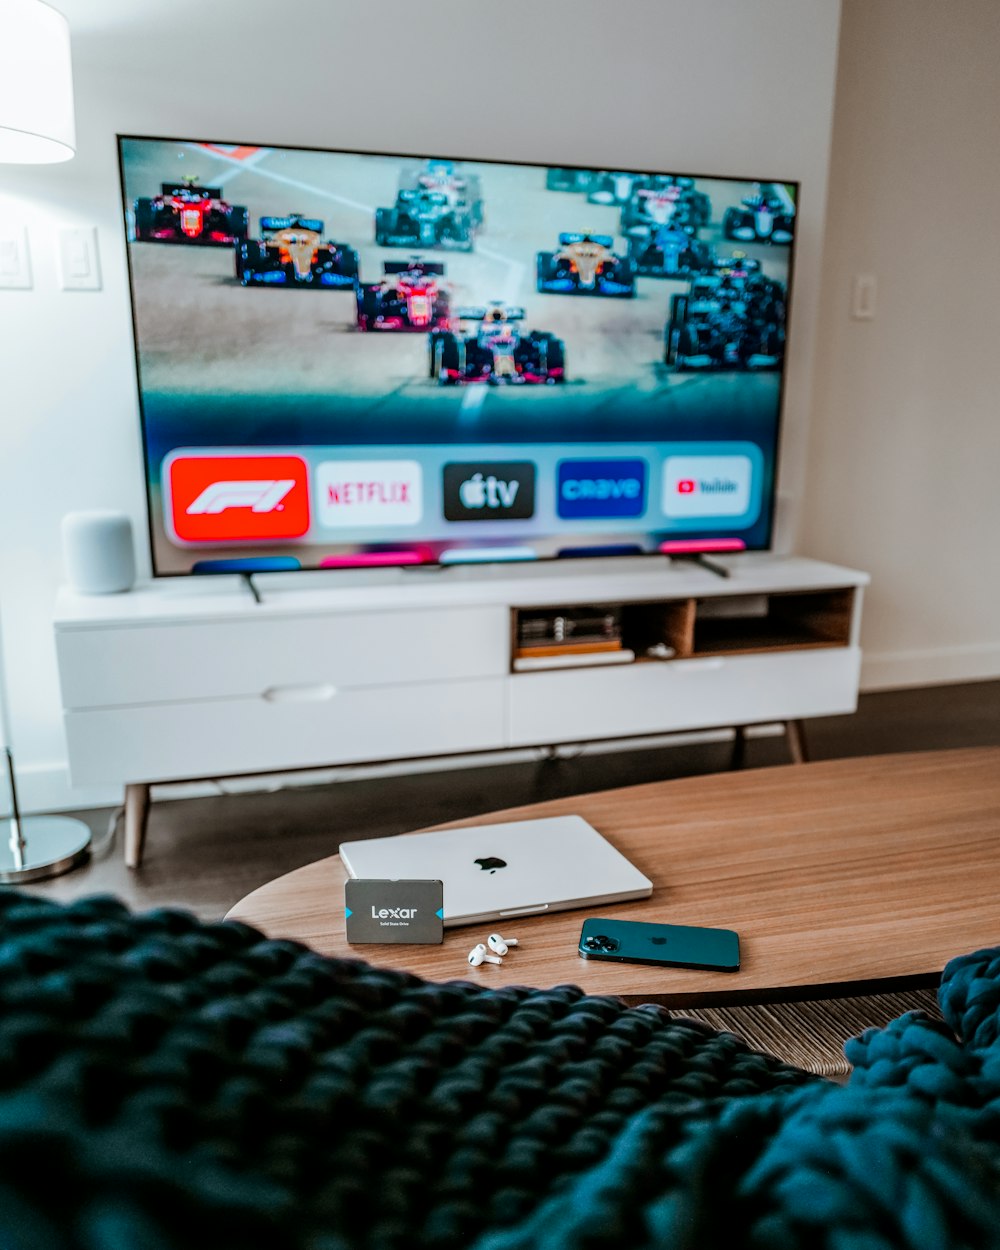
[851,273,877,320]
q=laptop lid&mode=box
[338,814,652,928]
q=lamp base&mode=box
[0,816,92,884]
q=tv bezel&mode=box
[116,132,800,579]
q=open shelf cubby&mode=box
[692,588,855,657]
[511,587,855,672]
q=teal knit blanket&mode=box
[0,891,997,1249]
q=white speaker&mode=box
[61,510,136,595]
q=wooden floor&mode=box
[25,679,1000,922]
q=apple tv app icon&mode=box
[443,462,536,522]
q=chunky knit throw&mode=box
[1,891,998,1249]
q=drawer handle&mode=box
[262,684,337,703]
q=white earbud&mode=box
[468,944,503,967]
[487,933,519,957]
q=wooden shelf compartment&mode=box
[692,588,855,657]
[621,599,695,661]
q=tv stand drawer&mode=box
[507,647,861,745]
[64,678,505,785]
[56,606,508,709]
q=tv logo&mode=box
[557,459,646,519]
[167,454,310,543]
[443,462,535,521]
[316,461,422,527]
[662,456,752,518]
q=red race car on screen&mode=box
[356,258,451,331]
[133,180,249,246]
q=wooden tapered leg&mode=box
[787,719,810,765]
[124,783,151,869]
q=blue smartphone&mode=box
[579,917,741,972]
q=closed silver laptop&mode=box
[339,814,652,928]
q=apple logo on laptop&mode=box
[475,856,507,874]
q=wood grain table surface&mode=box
[226,748,1000,1007]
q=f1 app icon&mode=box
[167,454,310,543]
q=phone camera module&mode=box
[585,934,620,953]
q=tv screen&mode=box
[118,136,796,576]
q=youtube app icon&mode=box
[662,455,753,518]
[167,453,310,543]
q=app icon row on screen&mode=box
[165,452,754,544]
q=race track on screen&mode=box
[125,145,786,451]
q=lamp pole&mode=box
[4,745,26,872]
[0,606,92,883]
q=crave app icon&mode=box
[557,458,647,519]
[166,453,310,543]
[443,462,536,522]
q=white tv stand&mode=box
[53,554,868,868]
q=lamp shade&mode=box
[0,0,75,163]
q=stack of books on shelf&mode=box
[513,607,635,671]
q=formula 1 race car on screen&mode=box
[356,259,451,331]
[584,171,693,209]
[545,168,599,193]
[586,171,647,206]
[375,189,476,252]
[133,181,249,246]
[235,216,359,287]
[536,233,636,297]
[722,184,795,244]
[400,160,484,227]
[664,275,786,371]
[713,251,763,280]
[620,181,711,236]
[627,224,716,278]
[429,303,565,385]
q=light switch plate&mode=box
[58,226,102,291]
[0,225,32,289]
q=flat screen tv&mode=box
[117,135,796,576]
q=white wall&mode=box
[0,0,842,811]
[803,0,1000,689]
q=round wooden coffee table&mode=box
[227,748,1000,1007]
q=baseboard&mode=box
[10,764,122,816]
[861,642,1000,692]
[9,723,787,815]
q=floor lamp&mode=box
[0,2,91,881]
[0,606,92,883]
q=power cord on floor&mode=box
[88,805,124,861]
[536,744,586,763]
